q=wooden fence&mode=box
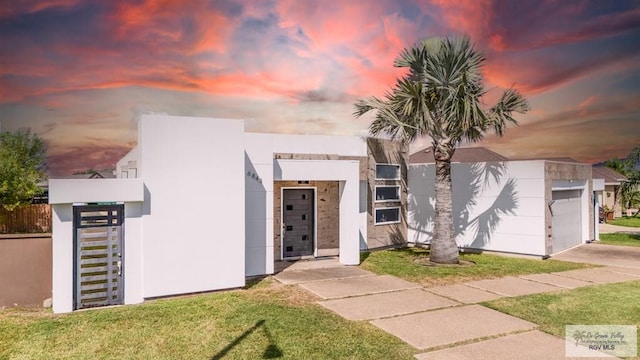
[0,204,52,234]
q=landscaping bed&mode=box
[359,247,595,286]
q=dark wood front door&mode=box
[282,189,314,258]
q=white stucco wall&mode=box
[244,133,275,276]
[49,179,145,313]
[408,161,548,256]
[592,178,604,241]
[138,115,246,298]
[51,204,73,313]
[49,179,144,204]
[243,133,367,275]
[116,146,140,178]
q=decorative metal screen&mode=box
[73,205,124,310]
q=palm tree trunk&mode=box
[430,144,459,264]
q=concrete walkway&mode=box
[274,250,640,359]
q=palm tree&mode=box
[354,35,529,264]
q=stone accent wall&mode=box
[273,181,340,260]
[366,138,409,249]
[544,161,593,254]
[275,153,368,180]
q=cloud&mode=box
[1,0,639,175]
[46,142,133,176]
[481,93,640,162]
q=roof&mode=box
[54,170,116,180]
[508,155,583,163]
[410,147,509,164]
[592,166,627,184]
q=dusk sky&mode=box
[1,0,639,176]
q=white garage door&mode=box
[551,190,582,253]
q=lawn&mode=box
[484,281,640,357]
[608,216,640,227]
[359,247,595,286]
[0,278,415,360]
[599,233,640,247]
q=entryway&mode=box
[282,188,315,259]
[73,204,124,310]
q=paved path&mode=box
[599,222,640,234]
[274,248,640,359]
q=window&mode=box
[375,207,401,225]
[375,186,400,202]
[375,164,400,180]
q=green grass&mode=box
[360,247,595,286]
[599,233,640,247]
[0,278,415,360]
[484,281,640,355]
[608,216,640,227]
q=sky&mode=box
[1,0,639,176]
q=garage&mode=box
[551,189,583,253]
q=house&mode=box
[48,117,597,314]
[592,165,627,218]
[49,115,407,313]
[408,147,596,257]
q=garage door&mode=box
[551,190,582,253]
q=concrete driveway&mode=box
[553,242,640,269]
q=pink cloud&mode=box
[0,0,81,18]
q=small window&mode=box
[375,207,401,225]
[301,214,306,220]
[375,164,400,180]
[286,225,293,231]
[302,235,308,240]
[375,186,400,202]
[302,194,307,200]
[286,205,293,211]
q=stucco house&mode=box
[592,165,627,218]
[48,116,598,314]
[49,115,407,313]
[408,147,596,257]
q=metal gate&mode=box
[73,204,124,310]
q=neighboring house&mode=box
[408,147,596,257]
[592,165,627,218]
[48,117,597,314]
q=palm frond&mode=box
[355,34,528,146]
[488,88,529,136]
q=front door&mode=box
[73,205,124,310]
[282,189,314,258]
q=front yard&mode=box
[608,216,640,228]
[2,248,635,359]
[599,233,640,247]
[484,281,640,356]
[0,279,415,360]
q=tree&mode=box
[355,36,529,264]
[0,129,47,211]
[606,145,640,216]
